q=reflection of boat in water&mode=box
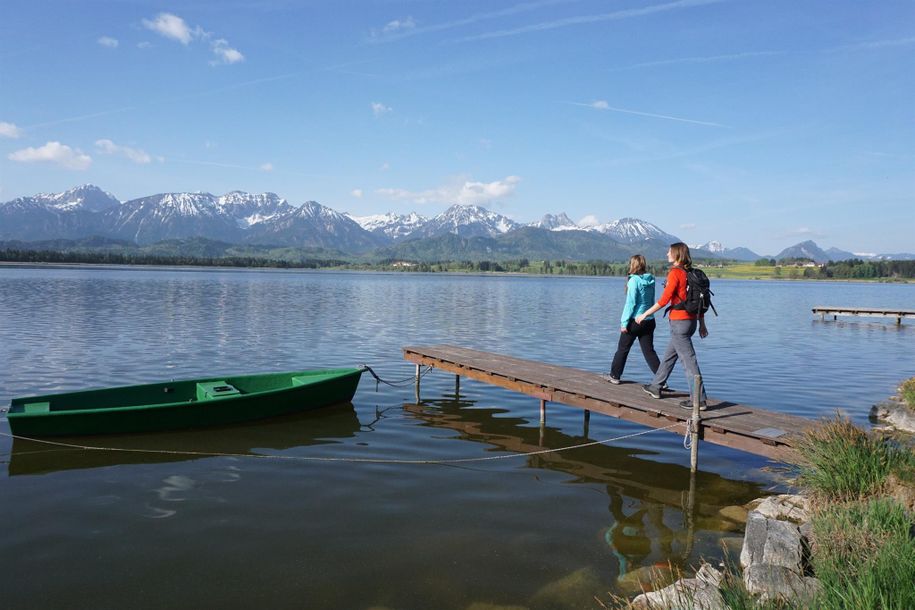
[7,368,364,436]
[405,395,762,581]
[8,403,361,476]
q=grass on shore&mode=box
[900,377,915,411]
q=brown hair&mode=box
[669,242,692,269]
[628,254,647,275]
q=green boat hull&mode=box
[7,368,364,437]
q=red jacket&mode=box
[656,266,697,321]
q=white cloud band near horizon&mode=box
[8,141,92,170]
[378,175,521,205]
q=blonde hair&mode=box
[628,254,647,275]
[669,242,692,269]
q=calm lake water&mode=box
[1,266,913,610]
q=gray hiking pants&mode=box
[650,319,707,402]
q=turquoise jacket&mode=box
[619,273,656,329]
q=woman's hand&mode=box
[698,319,709,339]
[634,313,646,325]
[621,327,628,333]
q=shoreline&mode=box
[1,261,911,284]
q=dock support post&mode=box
[540,399,547,424]
[583,409,590,437]
[454,374,460,397]
[415,364,421,402]
[690,375,702,473]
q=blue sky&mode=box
[1,0,913,255]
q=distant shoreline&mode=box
[1,260,912,283]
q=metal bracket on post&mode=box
[414,364,422,403]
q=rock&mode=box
[718,505,749,525]
[886,474,915,513]
[529,566,603,609]
[740,512,803,571]
[871,401,915,434]
[615,563,677,596]
[744,564,822,604]
[751,494,811,523]
[630,564,726,610]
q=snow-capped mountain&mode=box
[348,211,429,242]
[216,191,293,229]
[106,192,243,244]
[529,213,580,231]
[694,240,726,254]
[590,217,679,244]
[30,184,121,212]
[247,201,385,252]
[416,204,519,239]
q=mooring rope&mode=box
[0,422,684,465]
[360,364,434,388]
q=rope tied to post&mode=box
[0,422,685,466]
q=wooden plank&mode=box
[404,345,812,462]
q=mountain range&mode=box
[1,185,909,262]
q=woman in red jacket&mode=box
[635,242,708,409]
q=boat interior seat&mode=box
[196,381,241,401]
[23,402,51,414]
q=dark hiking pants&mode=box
[610,318,660,379]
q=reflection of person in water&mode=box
[604,493,674,576]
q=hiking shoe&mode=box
[600,373,621,384]
[679,399,708,411]
[642,384,662,399]
[659,382,669,391]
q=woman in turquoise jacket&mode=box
[604,254,661,384]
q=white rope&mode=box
[0,422,684,465]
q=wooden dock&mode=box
[813,306,914,324]
[403,345,817,463]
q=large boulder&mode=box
[871,401,915,434]
[740,512,804,572]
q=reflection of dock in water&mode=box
[7,404,361,476]
[404,398,762,513]
[405,345,814,462]
[405,396,763,577]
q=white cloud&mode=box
[578,214,600,227]
[351,188,364,198]
[142,13,244,65]
[9,141,92,170]
[143,13,195,45]
[95,139,152,164]
[211,39,244,65]
[680,223,697,229]
[97,36,119,48]
[784,227,825,237]
[479,138,493,149]
[377,175,521,205]
[591,100,610,110]
[137,41,152,49]
[0,121,22,138]
[380,162,391,171]
[260,162,274,172]
[383,17,416,34]
[371,102,393,117]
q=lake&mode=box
[1,266,913,610]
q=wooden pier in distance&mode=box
[813,306,914,325]
[403,345,817,463]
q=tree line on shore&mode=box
[2,248,913,279]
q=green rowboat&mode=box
[7,367,364,437]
